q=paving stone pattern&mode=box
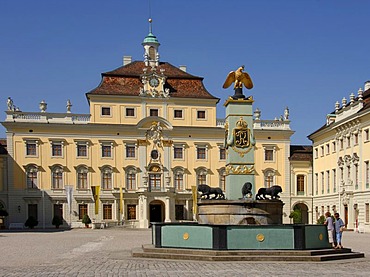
[0,228,369,276]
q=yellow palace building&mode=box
[309,83,370,233]
[1,25,308,229]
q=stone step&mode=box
[132,245,365,262]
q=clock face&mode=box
[149,77,159,87]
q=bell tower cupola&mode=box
[142,18,160,67]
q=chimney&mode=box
[179,65,187,72]
[364,80,370,91]
[123,56,132,66]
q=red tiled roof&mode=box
[87,61,218,100]
[289,145,312,161]
[0,139,7,155]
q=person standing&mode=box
[334,212,345,249]
[324,212,335,248]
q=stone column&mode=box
[164,196,171,222]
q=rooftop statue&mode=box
[223,65,253,90]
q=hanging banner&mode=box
[65,185,73,215]
[191,186,197,218]
[119,186,123,215]
[91,186,100,215]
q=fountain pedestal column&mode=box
[224,93,255,200]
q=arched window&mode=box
[219,168,226,191]
[52,165,63,189]
[126,167,137,191]
[196,168,208,186]
[173,168,184,191]
[263,169,275,188]
[26,165,38,189]
[77,166,88,189]
[149,165,161,191]
[101,167,113,190]
[149,46,156,60]
[297,175,305,195]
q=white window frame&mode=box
[263,145,276,162]
[50,140,64,158]
[101,106,112,117]
[24,139,39,157]
[76,165,89,190]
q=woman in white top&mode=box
[324,211,335,248]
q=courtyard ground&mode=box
[0,227,369,276]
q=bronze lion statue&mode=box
[198,184,225,200]
[255,185,282,200]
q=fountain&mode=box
[133,66,364,261]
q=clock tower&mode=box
[139,19,169,98]
[142,18,160,68]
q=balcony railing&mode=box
[5,111,90,124]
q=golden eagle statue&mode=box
[222,66,253,90]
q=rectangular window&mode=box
[149,173,161,191]
[315,173,318,195]
[326,170,330,193]
[127,205,136,220]
[126,108,135,117]
[126,173,136,190]
[340,139,344,150]
[174,110,183,118]
[365,129,369,141]
[333,169,337,193]
[78,172,88,189]
[265,149,274,161]
[366,161,370,189]
[347,136,351,148]
[150,109,158,117]
[197,174,207,186]
[26,142,37,156]
[103,204,112,220]
[320,146,324,157]
[102,145,112,158]
[321,172,324,194]
[219,148,226,160]
[27,171,38,189]
[102,172,112,190]
[326,144,330,155]
[174,146,183,159]
[52,142,62,157]
[315,148,318,159]
[126,145,135,158]
[174,173,184,191]
[52,170,63,189]
[332,141,336,152]
[197,110,206,119]
[354,133,359,145]
[197,147,206,160]
[297,175,304,195]
[101,107,111,116]
[366,203,369,223]
[79,204,88,220]
[77,144,87,157]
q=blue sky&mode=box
[1,0,370,144]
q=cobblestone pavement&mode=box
[1,228,370,276]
